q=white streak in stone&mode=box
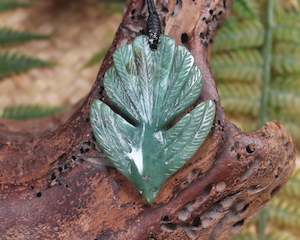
[154,131,164,144]
[127,146,144,174]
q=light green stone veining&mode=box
[90,35,215,203]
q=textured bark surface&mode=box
[0,0,296,240]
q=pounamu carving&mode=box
[90,35,215,203]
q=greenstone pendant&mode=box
[90,35,215,203]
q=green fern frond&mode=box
[0,28,49,46]
[274,42,300,54]
[268,198,300,230]
[213,20,264,52]
[219,83,260,117]
[0,0,30,12]
[213,0,300,151]
[219,83,261,97]
[267,112,300,144]
[280,121,300,144]
[214,0,300,238]
[212,50,263,83]
[278,169,300,199]
[272,75,300,91]
[229,115,258,132]
[269,89,300,110]
[267,229,299,240]
[269,107,300,123]
[274,26,300,44]
[272,53,300,74]
[276,12,300,28]
[0,53,51,80]
[0,105,63,120]
[221,97,259,117]
[232,0,261,19]
[284,122,300,142]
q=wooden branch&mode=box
[0,0,295,239]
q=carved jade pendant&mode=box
[90,35,215,203]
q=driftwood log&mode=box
[0,0,296,239]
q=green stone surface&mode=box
[90,35,215,203]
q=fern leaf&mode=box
[214,0,300,238]
[276,12,300,28]
[278,169,300,199]
[0,0,30,12]
[212,0,300,152]
[272,52,300,74]
[0,52,51,80]
[228,115,258,132]
[232,0,261,19]
[274,42,300,54]
[90,35,215,203]
[267,229,299,240]
[274,119,300,144]
[272,75,300,93]
[268,108,300,144]
[0,28,48,46]
[212,50,263,83]
[274,26,300,44]
[221,97,259,117]
[214,20,264,52]
[269,89,300,110]
[0,105,63,120]
[284,122,300,143]
[269,198,300,230]
[219,83,260,117]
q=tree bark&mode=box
[0,0,296,240]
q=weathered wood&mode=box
[0,0,295,239]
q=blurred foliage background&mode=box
[212,0,300,148]
[0,0,122,117]
[212,0,300,239]
[0,0,299,239]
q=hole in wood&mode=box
[204,184,212,195]
[161,215,171,223]
[161,222,177,232]
[36,192,42,198]
[51,172,56,180]
[232,219,244,228]
[192,216,201,227]
[234,202,250,213]
[246,144,256,154]
[181,33,189,44]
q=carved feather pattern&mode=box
[90,35,215,203]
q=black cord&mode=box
[146,0,161,50]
